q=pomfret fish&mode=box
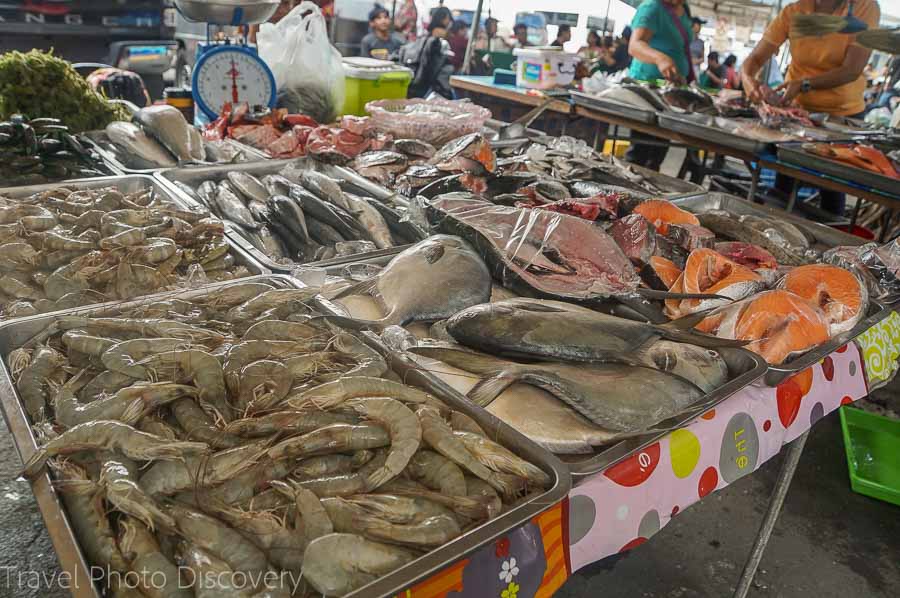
[105,121,176,168]
[393,139,437,159]
[331,235,491,326]
[410,342,704,432]
[133,105,194,162]
[633,339,729,393]
[446,297,741,363]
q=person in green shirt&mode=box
[624,0,695,170]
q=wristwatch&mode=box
[800,79,812,94]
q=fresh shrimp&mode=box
[0,274,44,300]
[101,458,176,531]
[343,397,421,490]
[7,347,32,381]
[17,345,66,421]
[202,253,235,271]
[278,483,334,543]
[137,349,231,422]
[117,517,190,598]
[178,543,254,598]
[138,442,264,496]
[206,504,305,576]
[0,241,41,268]
[224,410,358,438]
[99,226,145,249]
[242,319,325,342]
[137,413,182,441]
[354,512,461,549]
[79,370,134,403]
[288,376,448,413]
[453,431,552,488]
[320,333,389,381]
[198,282,276,310]
[267,423,390,461]
[182,457,295,507]
[302,533,417,597]
[292,450,373,478]
[0,204,56,230]
[281,351,342,383]
[406,449,468,496]
[54,377,198,428]
[415,406,523,501]
[382,477,500,522]
[61,330,117,358]
[346,493,456,525]
[169,504,269,588]
[288,450,389,498]
[52,316,225,346]
[37,230,96,251]
[170,398,240,449]
[49,459,130,572]
[236,359,292,414]
[223,340,314,396]
[22,421,208,478]
[464,476,503,518]
[309,496,368,533]
[126,237,178,264]
[226,288,319,322]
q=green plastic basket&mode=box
[839,405,900,506]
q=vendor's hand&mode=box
[656,55,681,83]
[774,80,803,106]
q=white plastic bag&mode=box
[258,2,345,123]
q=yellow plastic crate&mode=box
[342,57,412,117]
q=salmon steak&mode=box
[779,264,867,334]
[664,248,763,318]
[633,199,700,235]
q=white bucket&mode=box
[513,47,580,90]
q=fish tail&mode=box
[467,373,519,407]
[313,314,386,333]
[331,277,378,300]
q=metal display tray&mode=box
[777,143,900,198]
[82,131,269,175]
[658,112,789,155]
[673,192,866,251]
[156,159,411,273]
[764,300,891,386]
[0,175,268,285]
[321,253,768,477]
[571,90,660,125]
[0,275,570,598]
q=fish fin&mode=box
[331,277,379,300]
[664,308,719,330]
[467,373,519,407]
[659,324,749,348]
[409,342,512,374]
[423,244,445,264]
[311,314,386,333]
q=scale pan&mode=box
[175,0,280,25]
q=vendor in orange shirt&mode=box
[740,0,880,214]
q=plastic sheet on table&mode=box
[365,98,491,146]
[860,239,900,303]
[424,193,642,302]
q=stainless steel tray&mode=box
[0,275,570,598]
[82,130,269,174]
[658,112,792,155]
[673,192,866,251]
[765,300,892,386]
[777,143,900,198]
[602,155,706,199]
[0,176,268,301]
[157,159,410,273]
[571,90,660,125]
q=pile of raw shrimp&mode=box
[11,278,550,597]
[0,185,250,318]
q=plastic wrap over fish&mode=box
[822,244,886,300]
[858,239,900,303]
[425,193,642,300]
[365,99,491,146]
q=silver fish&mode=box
[411,341,704,432]
[633,340,729,393]
[227,172,269,204]
[393,139,437,159]
[105,121,176,168]
[215,181,258,230]
[300,171,352,212]
[344,193,393,249]
[261,174,293,197]
[446,297,741,362]
[331,235,491,326]
[133,105,194,161]
[738,214,810,249]
[196,181,220,216]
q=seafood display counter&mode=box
[0,275,569,598]
[777,142,900,198]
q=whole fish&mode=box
[268,195,310,245]
[253,225,289,259]
[393,139,437,159]
[331,235,491,326]
[290,186,362,240]
[306,216,346,245]
[172,181,206,209]
[344,193,393,249]
[368,200,428,243]
[738,214,810,249]
[133,105,194,161]
[430,134,496,174]
[214,181,258,230]
[696,211,806,266]
[633,339,729,393]
[261,174,293,197]
[227,172,269,204]
[105,121,176,168]
[299,171,352,212]
[410,342,704,432]
[446,297,742,362]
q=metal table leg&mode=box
[785,178,799,213]
[733,430,810,598]
[850,198,864,230]
[747,163,760,203]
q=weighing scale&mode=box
[174,1,280,122]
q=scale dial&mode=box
[192,45,276,119]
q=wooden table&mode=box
[451,75,573,114]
